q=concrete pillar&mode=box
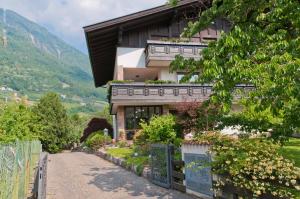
[112,115,117,140]
[117,106,125,140]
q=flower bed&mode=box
[98,147,150,177]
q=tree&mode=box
[175,100,222,134]
[33,93,70,153]
[0,103,42,143]
[98,104,113,125]
[170,0,300,138]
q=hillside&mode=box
[0,9,107,113]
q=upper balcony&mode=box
[145,40,207,67]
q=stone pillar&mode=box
[112,115,117,141]
[117,106,125,140]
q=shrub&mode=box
[86,131,112,150]
[0,103,42,143]
[133,130,148,146]
[145,80,175,84]
[80,118,113,143]
[117,140,127,148]
[192,133,300,198]
[136,164,144,176]
[140,115,177,144]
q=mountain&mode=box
[0,9,107,112]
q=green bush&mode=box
[0,103,42,143]
[117,140,127,148]
[86,131,112,150]
[140,115,177,144]
[145,80,175,84]
[192,132,300,198]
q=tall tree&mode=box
[170,0,300,138]
[33,93,70,153]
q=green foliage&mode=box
[106,147,133,158]
[0,103,42,143]
[0,93,87,152]
[117,140,128,148]
[108,80,134,84]
[170,0,300,138]
[98,104,113,125]
[193,133,300,198]
[85,131,112,150]
[140,115,177,144]
[280,138,300,168]
[67,114,85,146]
[145,80,175,84]
[106,147,148,176]
[32,93,70,153]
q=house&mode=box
[84,0,252,141]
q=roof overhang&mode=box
[83,0,204,87]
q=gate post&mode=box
[168,145,174,189]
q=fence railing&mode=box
[0,141,42,199]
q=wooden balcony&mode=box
[145,40,207,67]
[109,83,254,113]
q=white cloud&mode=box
[0,0,166,52]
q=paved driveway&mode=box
[46,152,195,199]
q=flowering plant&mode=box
[193,132,300,198]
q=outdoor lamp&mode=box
[104,128,108,136]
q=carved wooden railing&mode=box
[109,83,254,104]
[145,40,207,66]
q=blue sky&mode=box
[0,0,166,53]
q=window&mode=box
[125,106,162,130]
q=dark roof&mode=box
[84,0,202,87]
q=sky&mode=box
[0,0,166,53]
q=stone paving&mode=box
[46,152,196,199]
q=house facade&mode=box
[84,0,251,140]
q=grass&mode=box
[106,147,149,168]
[280,138,300,167]
[126,156,149,166]
[106,148,134,159]
[279,138,300,198]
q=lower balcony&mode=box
[109,83,254,114]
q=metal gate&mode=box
[150,144,186,192]
[150,144,171,188]
[170,146,186,192]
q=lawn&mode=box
[106,148,134,159]
[280,138,300,167]
[106,147,149,166]
[279,138,300,198]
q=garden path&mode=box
[46,151,195,199]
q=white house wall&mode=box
[117,47,146,68]
[158,68,177,82]
[115,47,177,82]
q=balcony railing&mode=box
[109,83,254,106]
[145,40,207,67]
